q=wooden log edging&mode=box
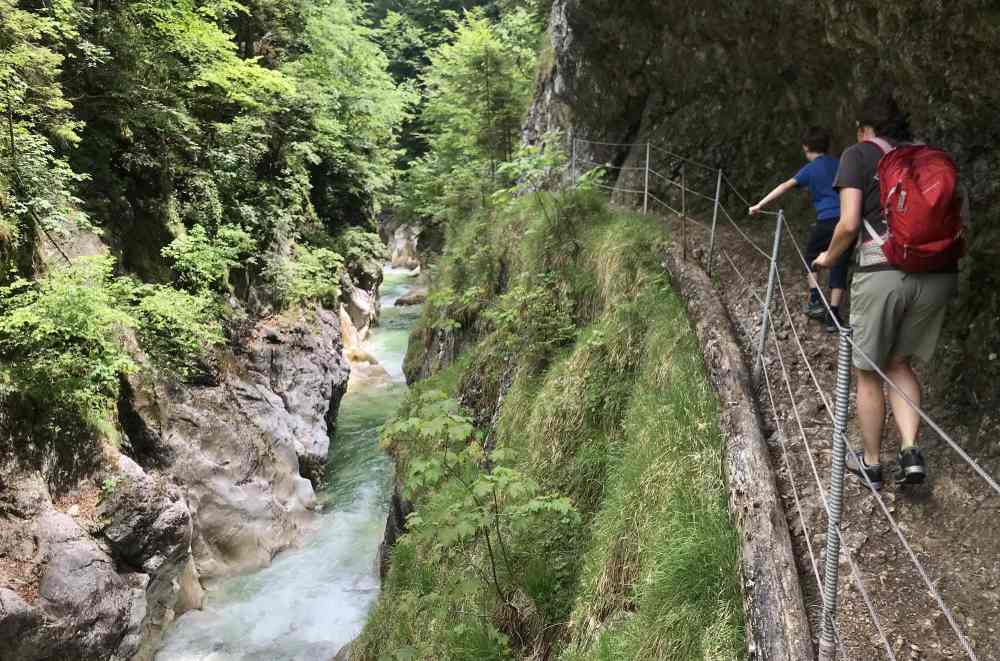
[662,244,815,661]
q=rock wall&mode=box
[526,0,1000,404]
[0,304,351,660]
[120,307,350,580]
[378,216,428,271]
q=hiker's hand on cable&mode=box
[748,204,761,216]
[813,252,831,270]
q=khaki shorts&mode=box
[849,270,958,370]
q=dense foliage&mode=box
[0,0,411,437]
[0,256,220,434]
[400,9,539,225]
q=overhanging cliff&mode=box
[526,0,1000,402]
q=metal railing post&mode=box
[643,143,651,215]
[570,133,577,183]
[753,210,784,381]
[707,168,723,275]
[681,164,688,260]
[818,327,853,661]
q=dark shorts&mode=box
[804,219,852,291]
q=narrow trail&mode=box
[580,138,1000,659]
[660,193,1000,661]
[156,267,421,661]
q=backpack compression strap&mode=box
[861,138,895,244]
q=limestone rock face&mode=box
[341,271,381,341]
[388,224,421,270]
[0,470,181,661]
[528,0,1000,400]
[0,302,352,661]
[120,307,350,581]
[379,217,425,270]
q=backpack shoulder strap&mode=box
[864,137,895,155]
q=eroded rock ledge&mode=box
[0,305,351,660]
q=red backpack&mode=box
[865,138,965,272]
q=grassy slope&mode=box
[355,190,744,660]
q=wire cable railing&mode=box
[567,135,996,661]
[724,243,898,660]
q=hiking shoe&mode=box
[845,449,882,491]
[895,447,927,486]
[824,312,837,333]
[802,300,827,321]
[824,310,843,334]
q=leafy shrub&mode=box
[483,273,575,367]
[0,257,137,428]
[127,283,223,377]
[0,253,227,435]
[335,227,390,266]
[162,224,256,292]
[265,244,345,309]
[382,390,579,635]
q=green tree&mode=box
[401,9,540,226]
[0,0,94,250]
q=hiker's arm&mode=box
[749,179,797,215]
[814,187,861,268]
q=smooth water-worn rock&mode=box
[388,224,421,270]
[379,218,422,270]
[157,266,419,661]
[0,471,163,661]
[120,307,350,581]
[0,302,353,661]
[394,286,427,307]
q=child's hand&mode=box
[748,204,762,216]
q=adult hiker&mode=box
[750,126,850,332]
[813,93,963,490]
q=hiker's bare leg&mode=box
[856,368,885,466]
[885,357,921,448]
[807,272,820,290]
[830,288,844,307]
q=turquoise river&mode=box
[157,266,421,660]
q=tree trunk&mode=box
[662,244,815,661]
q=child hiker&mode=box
[749,126,851,331]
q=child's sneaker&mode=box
[845,448,882,491]
[802,299,827,321]
[895,447,927,485]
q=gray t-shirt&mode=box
[832,140,897,235]
[832,140,898,271]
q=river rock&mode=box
[0,472,148,660]
[388,224,421,270]
[98,454,194,659]
[394,286,427,307]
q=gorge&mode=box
[2,1,999,660]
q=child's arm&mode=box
[749,178,797,215]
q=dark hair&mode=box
[801,126,831,153]
[856,93,912,141]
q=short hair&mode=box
[856,93,912,141]
[801,126,831,153]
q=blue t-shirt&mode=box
[794,155,841,222]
